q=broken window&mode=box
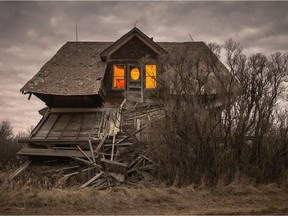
[145,64,156,89]
[113,65,125,89]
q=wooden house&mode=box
[18,27,231,167]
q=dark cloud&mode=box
[0,1,287,134]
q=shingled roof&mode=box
[21,42,112,95]
[21,41,229,96]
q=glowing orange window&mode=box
[146,64,156,89]
[113,65,125,89]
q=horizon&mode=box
[0,1,287,134]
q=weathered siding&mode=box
[34,94,103,108]
[103,37,158,102]
[110,37,157,60]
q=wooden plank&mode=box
[101,159,128,175]
[50,108,105,113]
[89,112,101,138]
[65,114,82,132]
[18,139,97,144]
[108,172,125,182]
[136,118,141,140]
[80,171,103,188]
[77,113,84,139]
[76,145,93,163]
[81,113,97,130]
[17,148,93,158]
[64,165,94,178]
[40,165,80,174]
[111,134,116,161]
[9,160,31,180]
[59,114,72,139]
[44,113,60,139]
[71,156,92,165]
[32,113,57,139]
[88,140,95,163]
[95,133,108,153]
[97,111,105,137]
[29,114,48,139]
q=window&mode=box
[130,67,140,80]
[113,65,125,89]
[146,64,156,89]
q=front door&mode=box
[126,64,144,102]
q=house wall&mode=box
[110,37,157,60]
[34,93,103,108]
[102,36,158,102]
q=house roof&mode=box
[21,40,230,96]
[100,27,166,61]
[21,42,112,95]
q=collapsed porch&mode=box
[17,99,164,187]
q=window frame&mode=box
[112,64,126,90]
[145,64,157,89]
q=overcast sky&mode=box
[0,1,287,134]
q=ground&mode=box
[0,183,288,215]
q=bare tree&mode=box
[0,121,13,141]
[146,40,288,186]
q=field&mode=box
[1,176,288,214]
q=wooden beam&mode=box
[76,113,84,139]
[59,114,71,139]
[117,115,164,145]
[88,139,95,163]
[18,139,99,144]
[101,159,128,175]
[44,113,60,139]
[28,93,32,100]
[71,156,92,165]
[17,147,93,158]
[80,171,103,188]
[40,165,80,174]
[64,165,93,178]
[111,134,116,161]
[9,160,31,180]
[95,133,108,153]
[50,108,105,113]
[76,145,93,163]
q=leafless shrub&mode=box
[0,121,30,165]
[146,40,288,187]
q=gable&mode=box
[110,36,158,60]
[100,27,166,61]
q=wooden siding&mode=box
[109,36,157,60]
[34,94,103,108]
[30,110,103,141]
[102,36,159,102]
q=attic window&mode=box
[113,65,125,89]
[146,64,157,89]
[131,67,140,80]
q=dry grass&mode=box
[1,167,288,215]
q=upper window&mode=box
[130,67,140,80]
[113,65,125,89]
[145,64,157,89]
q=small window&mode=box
[146,64,156,89]
[113,65,125,89]
[130,67,140,80]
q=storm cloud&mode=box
[0,1,287,134]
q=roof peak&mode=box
[99,27,166,61]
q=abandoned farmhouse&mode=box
[16,27,232,184]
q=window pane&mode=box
[146,64,156,89]
[131,68,140,80]
[113,65,125,88]
[146,65,156,77]
[146,77,156,89]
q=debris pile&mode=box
[13,99,164,188]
